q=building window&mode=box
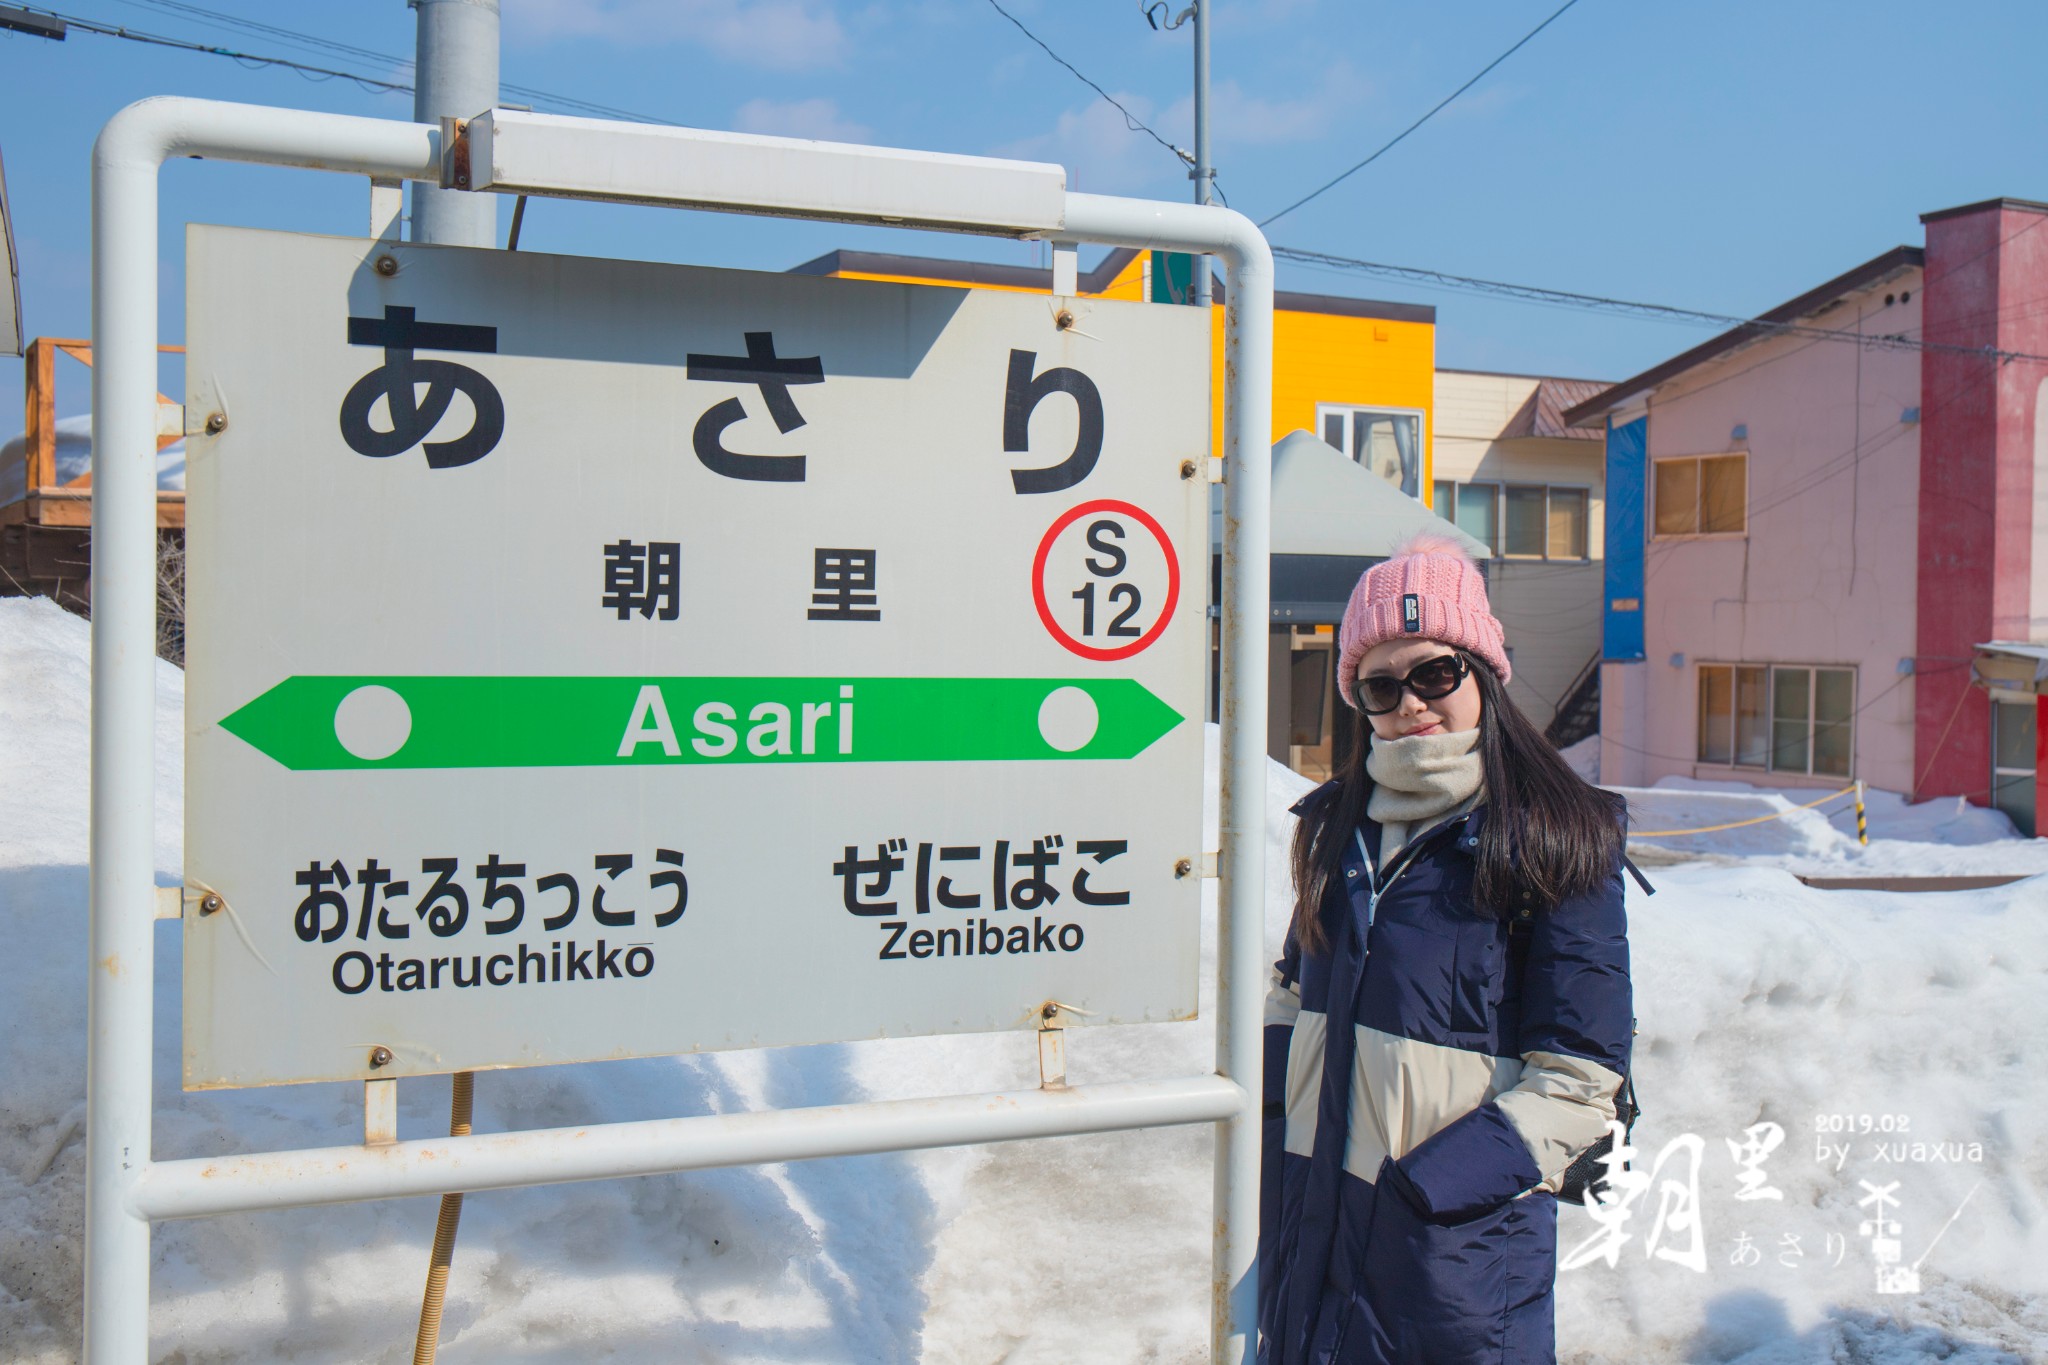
[1697,662,1854,775]
[1549,487,1589,558]
[1503,485,1547,556]
[1436,481,1497,553]
[1654,453,1747,536]
[1433,481,1588,560]
[1318,404,1423,499]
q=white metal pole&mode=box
[84,104,165,1365]
[86,99,441,1363]
[1207,200,1270,1365]
[1055,193,1273,1363]
[411,0,499,247]
[131,1075,1245,1220]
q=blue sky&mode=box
[4,0,2047,420]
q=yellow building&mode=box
[791,246,1440,780]
[790,247,1437,490]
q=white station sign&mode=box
[182,226,1211,1088]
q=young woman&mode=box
[1258,532,1634,1365]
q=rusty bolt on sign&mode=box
[198,893,223,915]
[373,254,399,277]
[368,1045,394,1069]
[1174,858,1194,879]
[203,412,227,435]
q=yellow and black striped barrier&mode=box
[1628,784,1863,839]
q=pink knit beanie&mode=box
[1336,530,1510,707]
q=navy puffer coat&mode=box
[1258,782,1633,1365]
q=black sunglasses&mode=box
[1353,652,1471,715]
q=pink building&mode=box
[1567,198,2048,834]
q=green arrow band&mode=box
[217,676,1184,771]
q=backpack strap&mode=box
[1619,1016,1642,1130]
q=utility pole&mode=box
[410,0,500,247]
[1191,0,1213,309]
[1145,2,1216,306]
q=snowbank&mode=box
[1616,775,2048,878]
[3,594,2045,1362]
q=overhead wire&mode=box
[17,5,415,93]
[107,0,413,66]
[982,0,1192,170]
[1266,245,2048,364]
[31,2,684,124]
[1257,0,1583,229]
[1278,255,1737,336]
[103,0,677,121]
[979,0,1238,207]
[1638,327,2023,590]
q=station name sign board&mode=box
[183,226,1211,1088]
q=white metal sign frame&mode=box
[86,97,1273,1363]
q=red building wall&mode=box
[1914,201,2048,805]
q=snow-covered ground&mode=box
[1557,734,2047,877]
[3,592,2046,1362]
[1617,777,2048,879]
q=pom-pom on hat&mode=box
[1336,530,1510,707]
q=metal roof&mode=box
[1499,377,1609,441]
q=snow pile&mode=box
[4,593,2047,1362]
[0,414,185,510]
[1616,775,2048,878]
[1561,733,1600,784]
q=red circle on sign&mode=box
[1033,498,1181,661]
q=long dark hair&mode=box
[1288,651,1625,954]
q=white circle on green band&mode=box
[334,684,412,761]
[1038,685,1099,753]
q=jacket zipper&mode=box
[1355,809,1475,931]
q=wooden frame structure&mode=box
[5,336,186,529]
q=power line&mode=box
[982,0,1192,170]
[1269,244,2048,364]
[38,2,682,125]
[979,0,1242,208]
[108,0,410,67]
[1258,0,1583,230]
[1638,312,2025,592]
[19,5,415,93]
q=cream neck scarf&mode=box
[1365,727,1484,868]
